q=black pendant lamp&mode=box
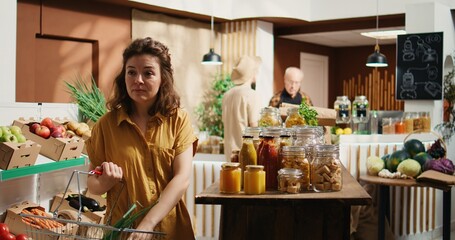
[366,0,388,68]
[202,14,222,65]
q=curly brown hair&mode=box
[107,37,180,116]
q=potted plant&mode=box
[435,69,455,142]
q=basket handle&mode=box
[403,130,447,155]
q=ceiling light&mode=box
[202,13,222,65]
[361,30,407,40]
[366,0,388,68]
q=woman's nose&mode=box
[135,74,144,84]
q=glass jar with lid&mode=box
[230,149,240,163]
[277,168,304,193]
[280,146,310,190]
[239,134,257,187]
[244,165,266,194]
[258,107,282,127]
[352,96,370,123]
[219,162,241,194]
[285,107,306,128]
[311,144,342,192]
[403,112,414,133]
[244,127,262,151]
[420,112,431,132]
[334,96,351,124]
[257,128,281,190]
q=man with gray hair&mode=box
[269,67,313,107]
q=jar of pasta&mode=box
[420,112,431,132]
[258,107,282,127]
[280,146,310,190]
[311,144,342,192]
[285,107,305,128]
[277,168,304,193]
[220,162,241,194]
[244,165,266,194]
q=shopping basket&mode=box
[19,170,166,240]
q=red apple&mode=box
[35,125,51,139]
[29,123,40,133]
[40,117,54,129]
[51,125,66,135]
[51,130,63,138]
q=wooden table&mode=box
[195,167,371,240]
[359,175,453,240]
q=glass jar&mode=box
[239,135,257,186]
[394,118,405,134]
[382,117,395,134]
[293,126,324,162]
[257,135,280,190]
[280,146,310,191]
[219,162,241,194]
[244,165,266,194]
[258,107,282,127]
[420,112,431,132]
[370,110,378,134]
[279,128,293,148]
[352,96,370,123]
[244,127,262,151]
[403,112,414,133]
[230,149,240,163]
[311,144,342,192]
[413,112,423,132]
[285,107,306,128]
[334,96,351,124]
[277,168,304,193]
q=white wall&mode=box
[0,1,16,103]
[255,21,275,107]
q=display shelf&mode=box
[0,155,87,182]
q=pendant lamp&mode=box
[366,0,388,68]
[202,14,222,65]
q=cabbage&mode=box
[366,155,385,176]
[424,158,455,175]
[397,159,421,177]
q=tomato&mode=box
[0,224,10,236]
[0,232,15,240]
[15,234,28,240]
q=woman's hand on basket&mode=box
[127,220,157,240]
[97,162,123,185]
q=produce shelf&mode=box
[0,156,87,181]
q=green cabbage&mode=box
[366,155,385,176]
[397,159,421,177]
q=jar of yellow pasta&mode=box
[285,107,305,128]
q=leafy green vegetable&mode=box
[65,74,107,123]
[298,97,318,126]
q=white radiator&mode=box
[185,153,225,239]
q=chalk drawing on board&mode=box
[399,64,439,99]
[402,35,440,64]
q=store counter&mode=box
[195,167,371,240]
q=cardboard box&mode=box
[50,192,105,224]
[5,201,78,239]
[0,140,41,170]
[13,119,84,161]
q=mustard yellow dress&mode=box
[85,107,197,240]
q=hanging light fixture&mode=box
[202,13,222,65]
[366,0,388,68]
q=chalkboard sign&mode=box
[396,32,443,100]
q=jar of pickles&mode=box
[311,144,342,192]
[239,134,257,186]
[277,168,304,193]
[352,96,370,123]
[280,146,310,190]
[257,132,280,190]
[244,165,266,194]
[258,107,282,127]
[285,107,305,127]
[219,162,241,194]
[334,96,351,124]
[244,127,262,151]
